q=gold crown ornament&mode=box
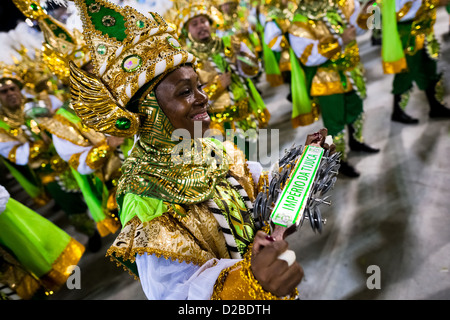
[12,0,91,84]
[68,0,196,137]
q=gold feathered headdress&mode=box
[167,0,224,38]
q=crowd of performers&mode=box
[0,0,449,300]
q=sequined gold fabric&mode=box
[68,152,82,170]
[211,243,298,300]
[96,217,120,237]
[40,238,85,291]
[7,145,20,163]
[85,143,112,171]
[290,1,361,96]
[117,92,229,205]
[106,204,230,271]
[35,115,91,147]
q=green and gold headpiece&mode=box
[69,0,197,137]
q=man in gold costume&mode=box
[68,0,311,300]
[168,0,270,148]
[284,0,379,177]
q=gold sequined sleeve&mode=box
[211,247,298,300]
[356,12,372,30]
[68,152,82,170]
[7,144,20,163]
[6,140,46,165]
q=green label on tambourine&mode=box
[270,145,324,228]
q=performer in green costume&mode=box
[284,0,379,177]
[69,0,309,300]
[0,184,85,299]
[380,0,450,123]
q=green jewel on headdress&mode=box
[69,0,197,137]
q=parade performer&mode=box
[284,0,379,177]
[12,0,125,238]
[262,0,297,88]
[380,0,450,124]
[0,60,108,249]
[0,184,85,299]
[69,0,306,299]
[169,0,270,144]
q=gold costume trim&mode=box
[397,2,413,20]
[311,79,353,96]
[0,128,21,143]
[256,171,269,195]
[382,57,408,74]
[0,246,41,300]
[267,36,281,50]
[225,141,256,202]
[36,114,91,147]
[203,74,227,101]
[106,204,230,274]
[85,143,112,171]
[68,152,82,170]
[356,12,371,30]
[292,101,320,128]
[40,238,85,291]
[317,37,341,60]
[289,20,315,40]
[210,98,250,124]
[96,216,120,237]
[266,74,284,87]
[300,43,314,65]
[40,172,57,185]
[28,140,46,162]
[7,144,20,163]
[211,244,298,300]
